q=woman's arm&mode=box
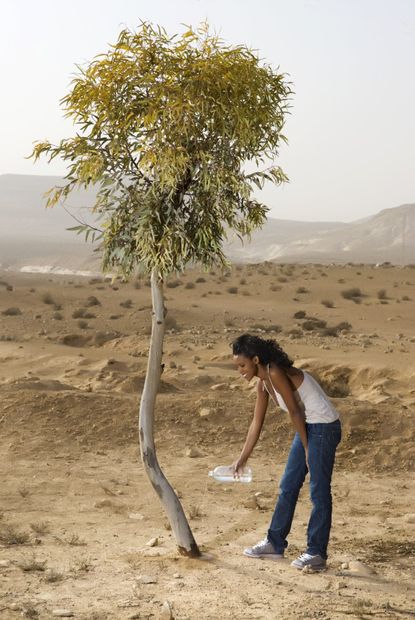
[269,366,308,460]
[232,379,269,476]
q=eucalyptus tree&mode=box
[31,22,292,557]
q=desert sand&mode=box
[0,262,414,619]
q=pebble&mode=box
[185,447,203,458]
[138,574,157,584]
[145,537,159,547]
[0,560,11,568]
[173,572,182,579]
[161,600,174,619]
[341,562,349,570]
[302,565,315,574]
[128,513,145,520]
[52,610,74,617]
[199,407,211,417]
[404,513,415,523]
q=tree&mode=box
[31,22,292,557]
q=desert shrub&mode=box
[0,524,30,545]
[239,278,246,285]
[120,299,133,308]
[41,292,55,305]
[2,307,22,316]
[321,299,334,308]
[335,321,352,332]
[88,277,103,285]
[227,287,238,294]
[296,287,308,294]
[286,328,303,338]
[84,295,100,307]
[133,280,141,289]
[242,291,251,296]
[53,303,62,311]
[195,277,206,283]
[166,279,182,288]
[293,310,306,319]
[302,318,327,331]
[277,276,287,283]
[72,308,95,319]
[224,317,235,327]
[165,315,179,331]
[401,295,411,301]
[341,287,362,302]
[185,282,195,289]
[270,284,282,292]
[53,312,63,320]
[77,320,88,329]
[377,289,387,300]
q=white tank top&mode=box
[263,367,339,424]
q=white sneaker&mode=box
[291,553,326,571]
[243,538,284,560]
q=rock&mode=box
[128,513,145,520]
[341,562,349,570]
[0,560,11,567]
[138,574,157,584]
[161,600,174,619]
[199,407,211,417]
[302,565,315,574]
[348,560,375,575]
[185,447,203,458]
[52,610,74,617]
[404,513,415,523]
[146,537,159,547]
[336,581,347,590]
[173,572,182,579]
[210,383,227,391]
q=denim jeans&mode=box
[267,419,341,559]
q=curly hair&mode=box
[231,333,293,368]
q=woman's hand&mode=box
[231,458,246,479]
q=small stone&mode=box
[199,407,211,417]
[302,565,315,574]
[161,600,174,619]
[404,513,415,523]
[0,560,11,568]
[336,581,347,590]
[52,610,74,617]
[185,447,203,458]
[146,537,159,547]
[138,574,157,584]
[173,572,182,579]
[128,513,145,520]
[341,562,349,570]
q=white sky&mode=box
[1,0,414,221]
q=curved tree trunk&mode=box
[139,268,201,557]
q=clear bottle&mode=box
[208,465,252,483]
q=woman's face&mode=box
[233,354,258,382]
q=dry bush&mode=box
[341,287,362,303]
[77,320,89,330]
[296,287,308,294]
[250,323,282,333]
[165,315,179,331]
[242,290,251,296]
[30,522,50,535]
[120,299,133,308]
[321,299,334,308]
[166,279,182,288]
[302,318,327,331]
[72,308,96,319]
[185,282,195,289]
[67,533,87,546]
[196,276,206,283]
[377,289,388,300]
[0,523,30,545]
[44,569,64,583]
[84,295,101,307]
[227,286,238,294]
[270,284,282,292]
[287,328,303,339]
[239,278,246,285]
[41,292,55,304]
[2,307,22,316]
[293,310,306,319]
[188,504,204,519]
[402,295,411,301]
[19,555,47,572]
[277,276,288,283]
[53,312,63,320]
[133,280,141,289]
[18,485,30,497]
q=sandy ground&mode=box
[0,263,415,619]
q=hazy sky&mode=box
[1,0,414,221]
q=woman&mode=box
[231,333,341,570]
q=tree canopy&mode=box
[31,22,292,276]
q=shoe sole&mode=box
[243,551,284,561]
[291,562,326,571]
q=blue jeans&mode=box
[267,419,341,559]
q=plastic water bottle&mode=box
[208,465,252,483]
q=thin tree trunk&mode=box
[139,268,201,558]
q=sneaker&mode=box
[243,538,284,560]
[291,553,326,571]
